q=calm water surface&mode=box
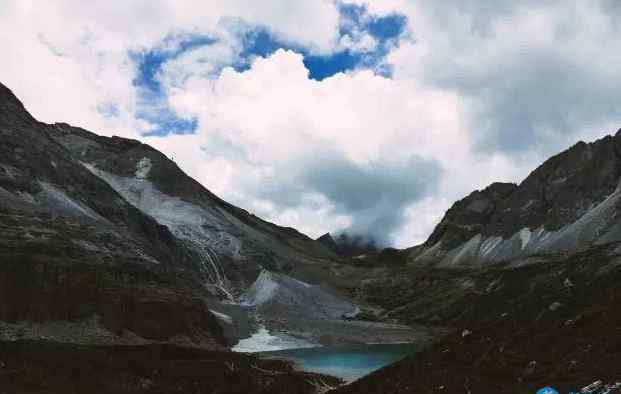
[258,343,418,382]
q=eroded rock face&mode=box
[0,256,226,347]
[0,82,374,352]
[46,121,343,295]
[0,83,225,348]
[414,131,621,266]
[0,82,369,393]
[425,182,518,251]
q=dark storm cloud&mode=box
[451,49,621,154]
[420,0,519,36]
[416,0,621,157]
[255,149,442,246]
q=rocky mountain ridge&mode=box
[0,81,425,356]
[411,131,621,267]
[316,232,379,258]
[0,84,237,352]
[0,80,413,393]
[47,120,343,298]
[4,78,621,393]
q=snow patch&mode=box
[232,326,316,353]
[519,228,531,249]
[480,236,503,256]
[291,277,313,288]
[210,310,233,325]
[343,307,361,319]
[241,270,279,306]
[38,182,104,221]
[83,162,240,256]
[135,157,152,179]
[428,176,621,268]
[449,234,481,265]
[82,163,236,297]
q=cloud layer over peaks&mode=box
[4,1,621,247]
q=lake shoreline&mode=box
[255,342,425,383]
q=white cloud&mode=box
[4,1,621,247]
[387,1,621,156]
[339,32,378,53]
[146,49,515,245]
[0,0,342,135]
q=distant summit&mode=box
[317,232,339,252]
[316,232,379,257]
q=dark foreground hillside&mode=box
[334,243,621,394]
[0,341,341,394]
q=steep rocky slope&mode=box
[0,83,227,348]
[411,131,621,267]
[47,121,342,297]
[0,81,391,393]
[0,81,425,358]
[45,113,428,347]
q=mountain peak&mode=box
[317,232,339,252]
[0,82,36,126]
[417,127,621,266]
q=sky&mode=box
[2,1,621,247]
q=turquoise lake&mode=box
[258,343,418,382]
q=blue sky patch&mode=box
[303,51,361,80]
[366,12,407,41]
[236,3,407,80]
[130,35,216,135]
[138,108,198,137]
[130,4,407,136]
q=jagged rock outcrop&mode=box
[316,232,379,258]
[412,131,621,267]
[0,83,229,347]
[424,182,518,250]
[317,233,340,253]
[47,121,341,296]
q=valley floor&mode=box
[333,244,621,394]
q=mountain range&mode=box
[1,81,620,393]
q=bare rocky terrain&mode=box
[3,79,621,393]
[330,131,621,393]
[0,81,426,393]
[333,243,621,393]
